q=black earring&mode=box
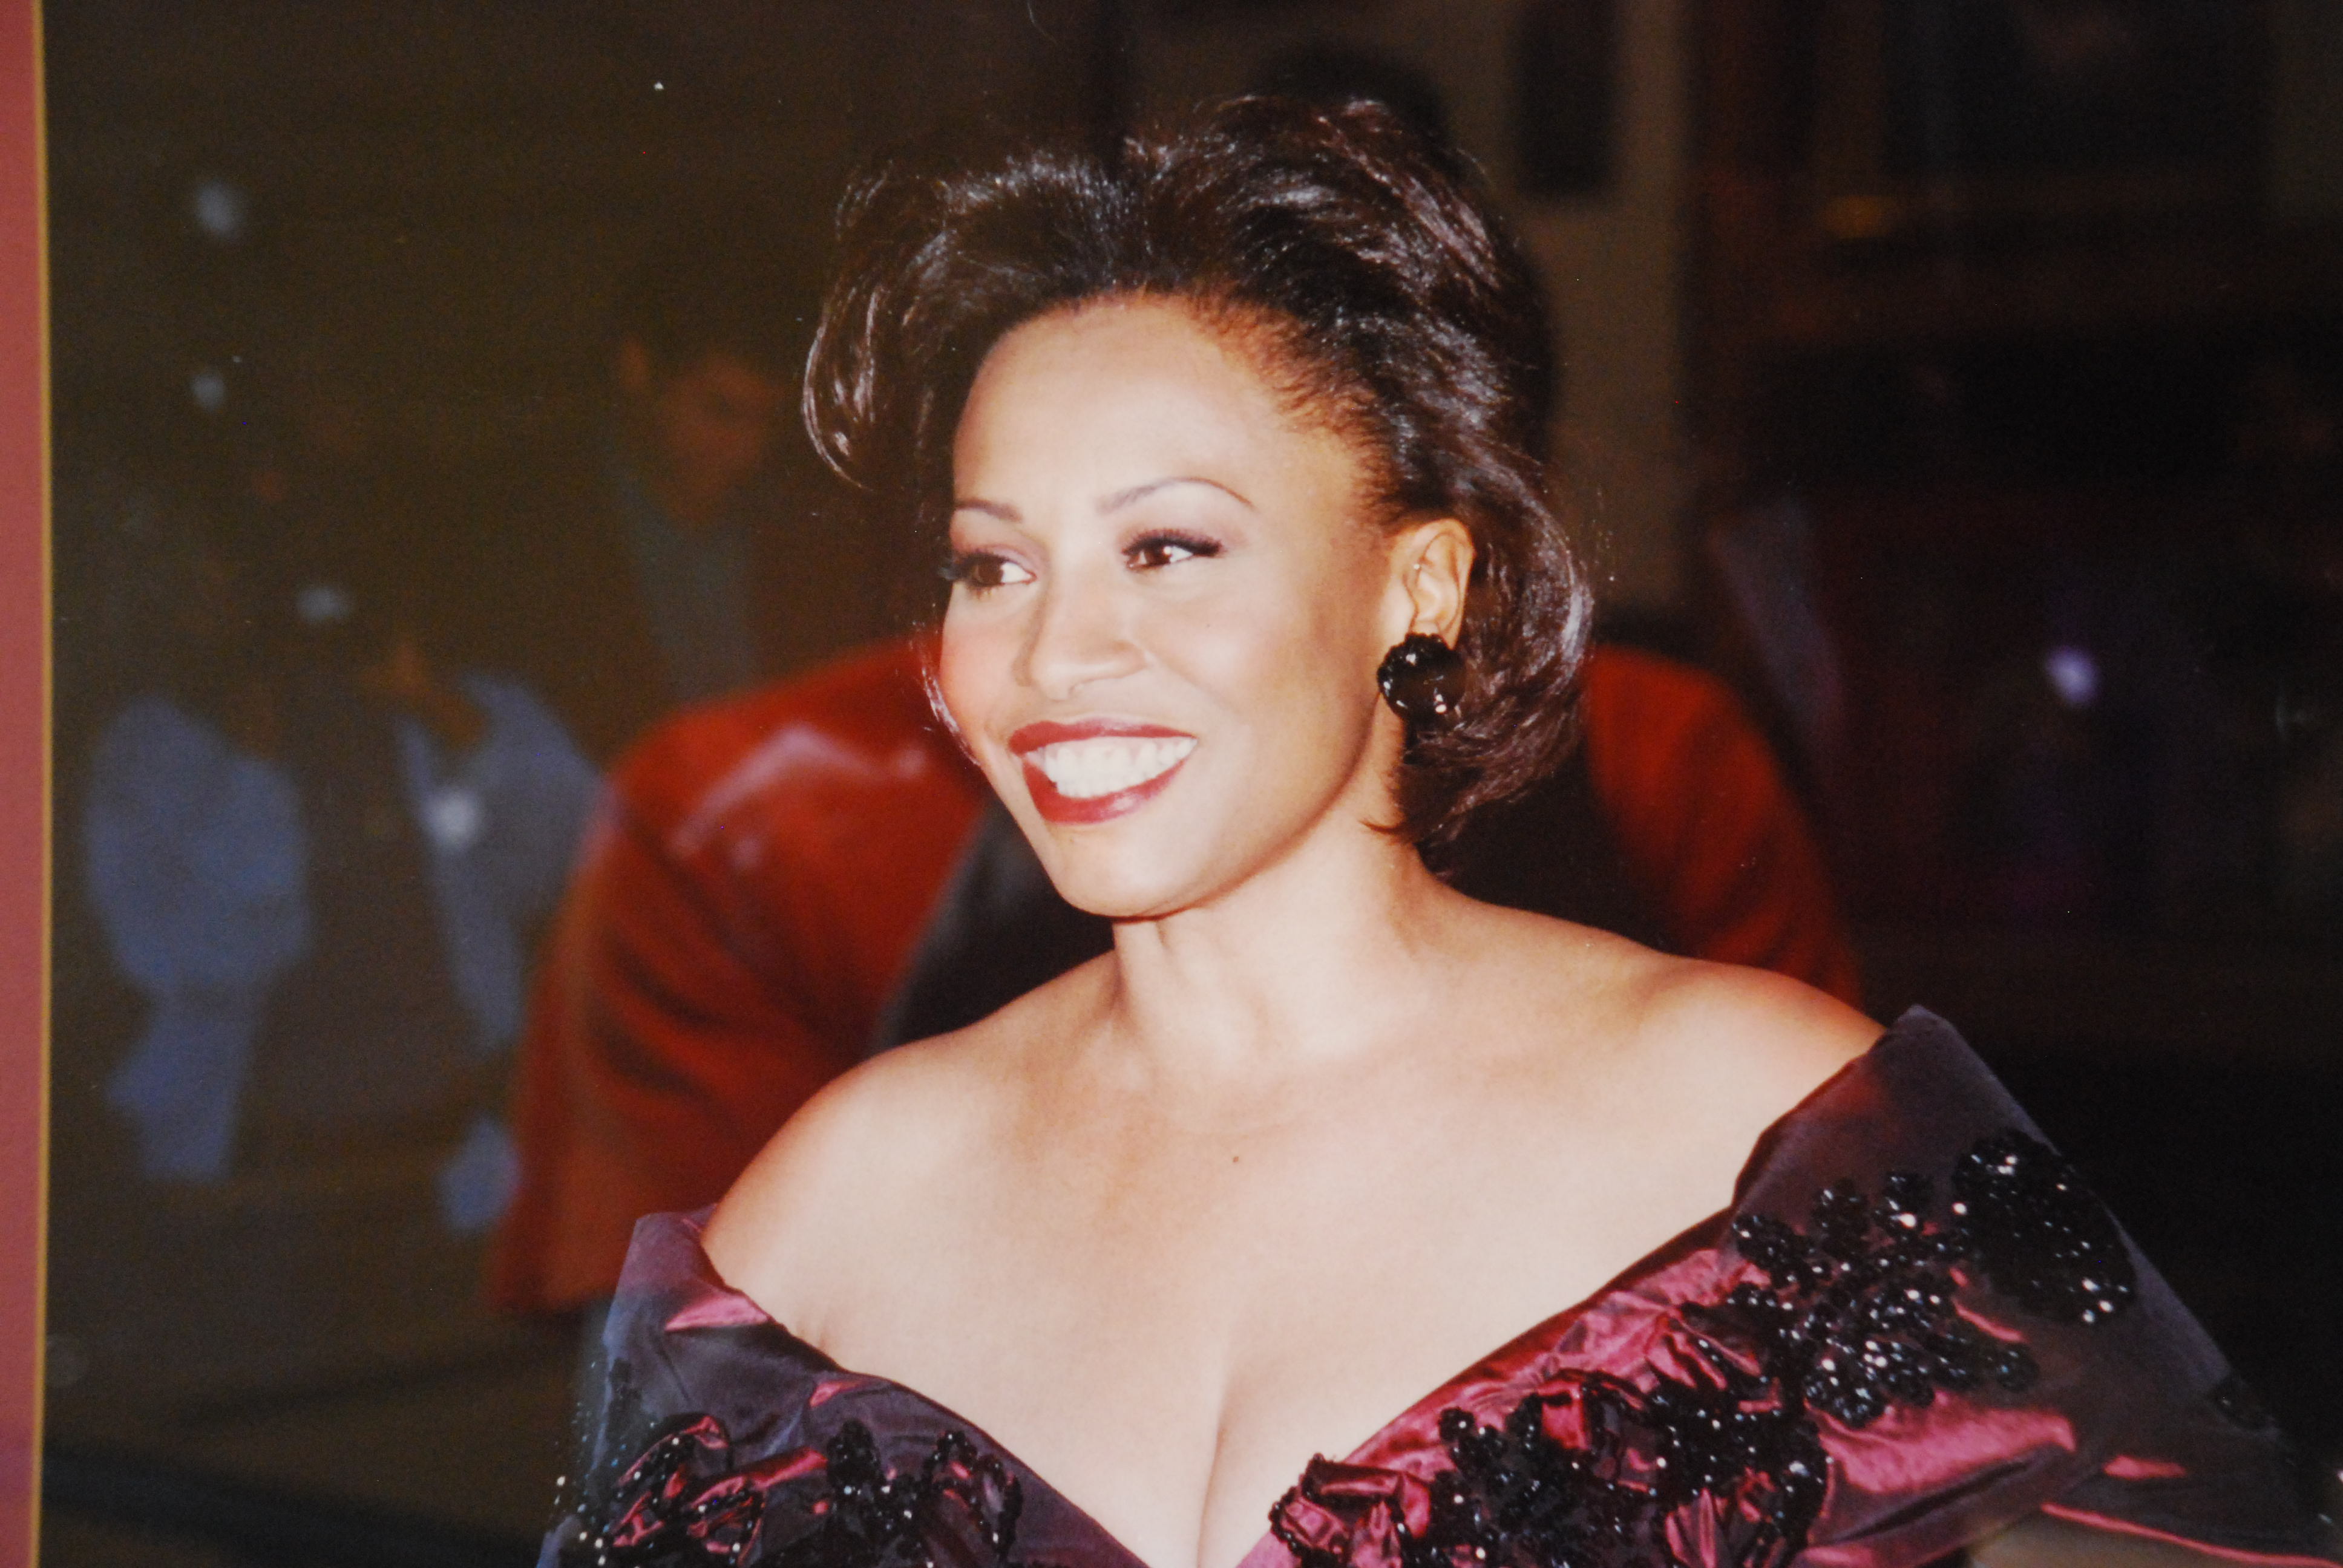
[1377,633,1464,727]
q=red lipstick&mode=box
[1008,719,1194,826]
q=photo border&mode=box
[0,0,47,1563]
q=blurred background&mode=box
[38,1,2343,1562]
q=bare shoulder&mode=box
[703,1031,968,1316]
[702,955,1113,1322]
[1459,903,1875,1096]
[1461,909,1883,1238]
[1628,951,1882,1115]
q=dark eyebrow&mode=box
[1103,476,1254,513]
[950,498,1020,522]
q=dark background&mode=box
[39,2,2343,1561]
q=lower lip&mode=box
[1020,752,1190,825]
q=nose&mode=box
[1017,567,1142,701]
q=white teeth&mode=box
[1032,736,1196,799]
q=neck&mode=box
[1096,809,1471,1090]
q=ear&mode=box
[1381,517,1475,647]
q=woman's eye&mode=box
[942,552,1034,592]
[1127,532,1221,570]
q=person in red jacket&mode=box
[491,636,1858,1316]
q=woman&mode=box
[549,101,2330,1568]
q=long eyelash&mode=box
[937,551,992,584]
[1134,531,1223,560]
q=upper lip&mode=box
[1008,717,1193,756]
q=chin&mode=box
[1021,825,1206,922]
[986,740,1213,916]
[1012,779,1326,923]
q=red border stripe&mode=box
[0,0,45,1561]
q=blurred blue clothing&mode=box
[396,674,602,1059]
[85,675,598,1191]
[85,696,308,1181]
[438,1111,522,1238]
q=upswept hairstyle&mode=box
[804,96,1593,852]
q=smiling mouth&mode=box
[1029,736,1197,799]
[1007,722,1198,825]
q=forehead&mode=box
[954,296,1348,480]
[974,298,1277,410]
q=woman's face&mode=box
[938,297,1433,918]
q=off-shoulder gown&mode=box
[542,1011,2336,1568]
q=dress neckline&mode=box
[658,1019,1910,1568]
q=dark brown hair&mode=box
[804,96,1592,851]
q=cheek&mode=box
[1150,561,1384,734]
[936,607,1018,753]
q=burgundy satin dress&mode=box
[545,1011,2336,1568]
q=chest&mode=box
[813,1094,1737,1568]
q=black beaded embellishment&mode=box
[1951,1131,2136,1325]
[561,1414,1050,1568]
[1272,1128,2135,1568]
[1702,1129,2134,1436]
[1274,1372,1830,1568]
